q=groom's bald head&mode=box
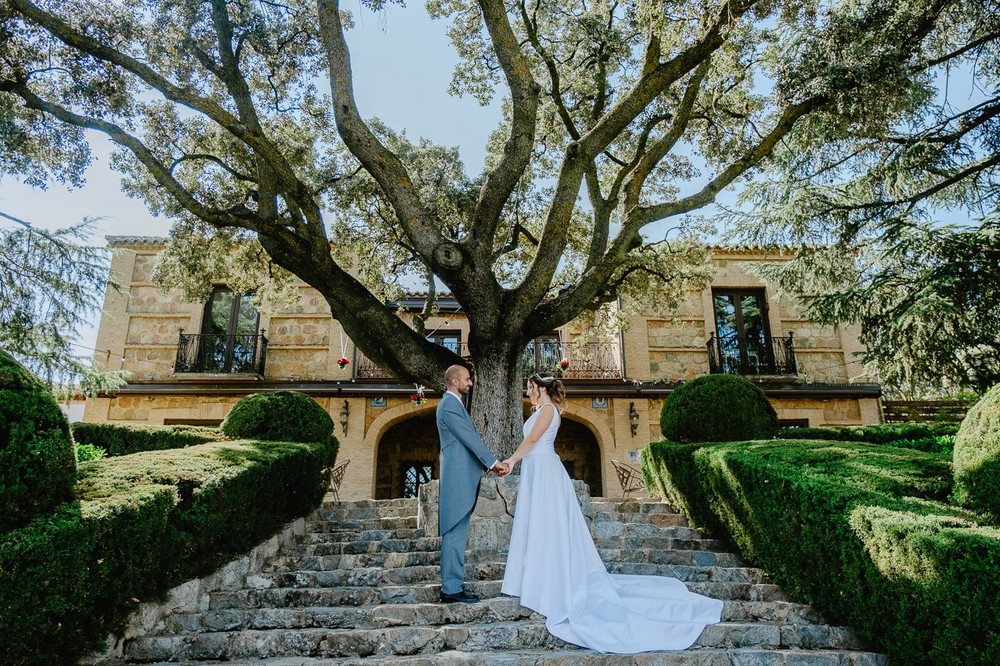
[445,365,472,394]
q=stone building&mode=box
[84,237,881,500]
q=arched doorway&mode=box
[554,417,603,496]
[374,410,603,499]
[375,412,440,499]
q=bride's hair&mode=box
[528,373,566,405]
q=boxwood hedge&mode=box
[660,374,778,443]
[953,384,1000,518]
[641,439,998,665]
[71,422,225,457]
[0,350,77,532]
[0,438,332,665]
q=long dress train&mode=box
[501,404,724,653]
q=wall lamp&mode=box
[339,399,350,435]
[629,402,639,437]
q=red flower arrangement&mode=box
[411,385,427,405]
[336,356,350,369]
[559,358,570,369]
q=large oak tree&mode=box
[1,0,985,452]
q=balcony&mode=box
[522,341,622,380]
[174,331,268,376]
[355,341,623,381]
[707,332,797,376]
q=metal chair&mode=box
[328,459,350,501]
[611,459,645,497]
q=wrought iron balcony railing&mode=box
[355,341,623,380]
[174,331,268,376]
[522,341,623,380]
[707,332,797,376]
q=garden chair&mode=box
[329,459,350,501]
[611,459,644,498]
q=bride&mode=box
[500,373,724,653]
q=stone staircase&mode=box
[114,496,887,665]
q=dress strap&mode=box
[538,403,559,419]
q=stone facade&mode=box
[84,239,882,500]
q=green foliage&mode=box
[642,438,997,665]
[71,422,224,457]
[0,438,331,665]
[777,422,960,454]
[660,374,778,443]
[953,384,1000,518]
[221,391,338,465]
[74,443,106,462]
[738,147,1000,394]
[0,218,114,384]
[0,349,76,533]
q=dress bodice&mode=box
[523,403,560,457]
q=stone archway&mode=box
[374,412,440,499]
[554,417,603,496]
[371,403,606,499]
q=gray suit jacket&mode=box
[437,392,497,535]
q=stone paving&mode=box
[91,489,888,666]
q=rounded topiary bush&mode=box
[221,391,337,463]
[660,374,778,443]
[0,349,77,532]
[953,384,1000,516]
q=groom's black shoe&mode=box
[440,590,479,604]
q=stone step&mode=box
[160,598,827,635]
[288,536,442,556]
[209,580,791,611]
[592,510,688,526]
[252,560,768,587]
[295,532,725,554]
[125,619,872,662]
[299,527,429,543]
[321,498,418,510]
[138,648,888,666]
[590,499,679,513]
[314,515,420,531]
[265,546,746,571]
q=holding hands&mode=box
[491,461,511,477]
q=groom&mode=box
[436,364,508,603]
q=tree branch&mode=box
[469,0,541,253]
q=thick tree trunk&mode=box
[468,344,527,461]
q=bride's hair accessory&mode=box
[528,373,566,404]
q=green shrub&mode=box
[75,443,107,462]
[71,422,223,457]
[642,438,995,665]
[0,349,76,533]
[660,374,778,443]
[222,391,338,464]
[953,384,1000,517]
[777,422,939,444]
[0,438,331,665]
[776,424,956,456]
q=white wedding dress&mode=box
[501,404,724,653]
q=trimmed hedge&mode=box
[777,422,957,444]
[0,438,332,665]
[0,349,76,532]
[641,439,998,666]
[221,391,333,443]
[71,422,224,457]
[776,423,956,455]
[660,374,778,443]
[953,384,1000,517]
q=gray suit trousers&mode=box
[440,506,473,595]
